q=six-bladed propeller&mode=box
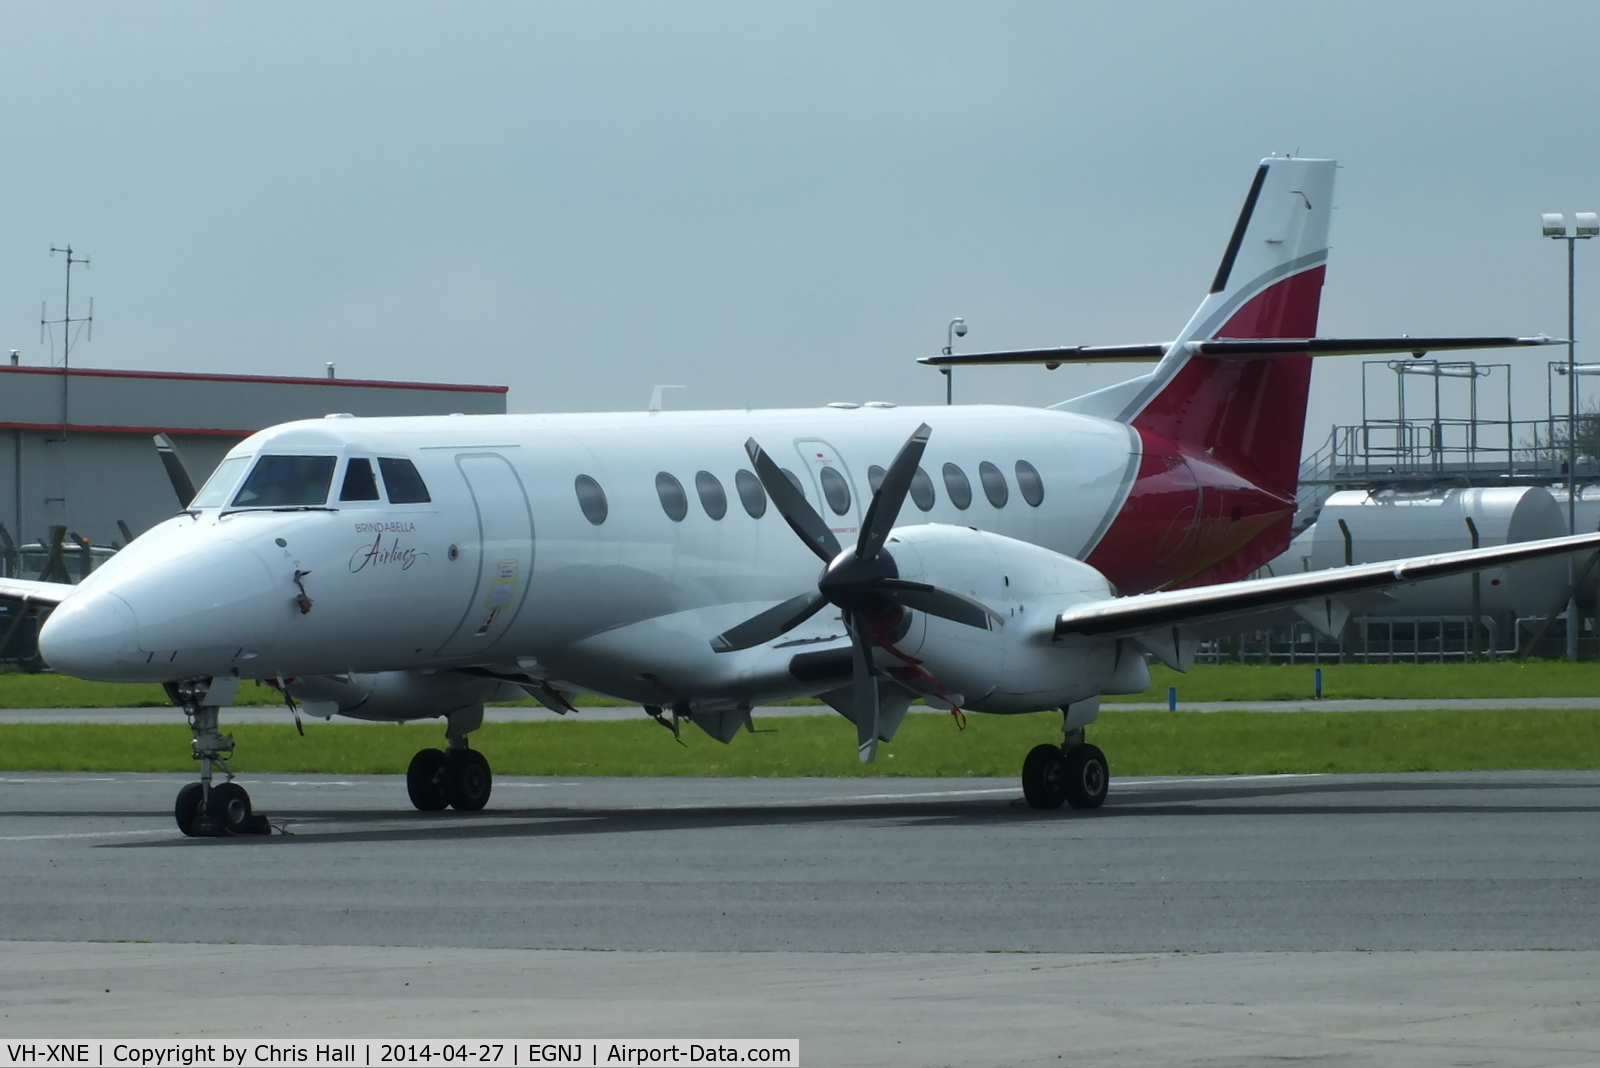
[710,423,1001,760]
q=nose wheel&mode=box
[1021,741,1108,810]
[168,682,272,838]
[175,779,269,837]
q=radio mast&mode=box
[40,245,92,439]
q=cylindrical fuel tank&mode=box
[1262,487,1568,618]
[1547,486,1600,539]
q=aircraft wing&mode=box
[920,335,1559,367]
[0,577,76,608]
[1054,530,1600,641]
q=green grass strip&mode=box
[1113,660,1600,703]
[4,708,1600,777]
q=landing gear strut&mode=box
[167,678,271,837]
[406,703,493,812]
[1021,728,1109,811]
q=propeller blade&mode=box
[709,590,829,652]
[856,423,931,561]
[874,578,1004,630]
[849,612,880,763]
[153,434,197,508]
[745,437,840,562]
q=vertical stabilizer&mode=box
[1120,157,1336,498]
[1081,158,1337,593]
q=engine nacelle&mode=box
[883,525,1144,714]
[285,670,523,721]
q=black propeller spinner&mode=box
[709,423,1000,761]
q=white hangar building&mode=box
[0,363,507,569]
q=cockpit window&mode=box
[231,455,337,508]
[378,458,431,504]
[190,456,251,509]
[340,458,381,502]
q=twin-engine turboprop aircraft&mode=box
[14,156,1599,836]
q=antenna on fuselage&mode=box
[649,385,686,413]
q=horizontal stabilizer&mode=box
[920,335,1560,368]
[920,343,1169,367]
[1056,530,1600,640]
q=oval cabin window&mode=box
[655,472,688,522]
[780,468,807,500]
[909,466,936,511]
[978,461,1008,508]
[942,463,972,510]
[695,470,727,520]
[735,469,767,518]
[1015,460,1044,507]
[574,474,608,525]
[818,467,852,516]
[867,465,886,495]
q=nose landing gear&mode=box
[406,702,493,812]
[1021,728,1109,811]
[167,679,272,837]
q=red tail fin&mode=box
[1128,157,1334,499]
[1086,158,1335,592]
[1132,265,1325,498]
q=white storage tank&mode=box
[1264,487,1568,618]
[1547,486,1600,541]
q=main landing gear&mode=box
[1021,727,1109,811]
[168,679,272,837]
[406,703,493,812]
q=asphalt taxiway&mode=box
[3,770,1597,1064]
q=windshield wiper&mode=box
[219,505,338,517]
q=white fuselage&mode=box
[42,403,1140,709]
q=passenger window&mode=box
[1015,460,1044,507]
[696,470,727,520]
[867,465,886,495]
[232,455,336,508]
[340,458,381,502]
[735,469,767,518]
[780,468,807,500]
[942,463,972,510]
[190,455,250,509]
[378,458,431,504]
[656,472,688,522]
[909,466,936,511]
[819,467,851,516]
[978,461,1008,508]
[574,474,608,525]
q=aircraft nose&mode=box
[40,537,283,683]
[39,592,141,681]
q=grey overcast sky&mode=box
[4,1,1600,449]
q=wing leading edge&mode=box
[0,577,75,608]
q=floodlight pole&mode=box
[1544,213,1594,659]
[942,317,966,405]
[1569,235,1580,661]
